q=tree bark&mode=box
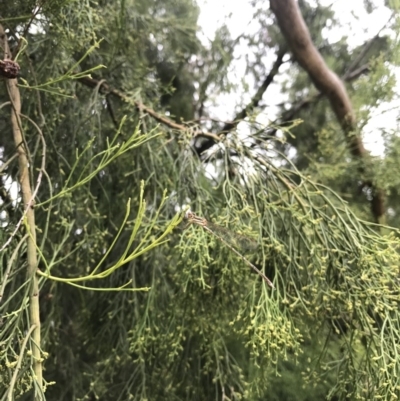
[269,0,384,221]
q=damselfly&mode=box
[184,210,274,288]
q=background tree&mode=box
[1,1,400,400]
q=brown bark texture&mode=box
[269,0,384,221]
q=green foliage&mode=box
[1,1,400,401]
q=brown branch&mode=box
[270,0,364,156]
[0,24,43,394]
[344,64,370,81]
[276,63,370,127]
[78,48,285,156]
[269,0,384,222]
[222,48,286,133]
[194,49,286,155]
[77,75,221,142]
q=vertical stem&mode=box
[0,25,43,396]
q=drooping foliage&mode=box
[1,1,400,401]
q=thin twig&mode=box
[11,1,46,59]
[77,75,221,142]
[7,324,37,401]
[0,234,28,303]
[0,114,46,252]
[221,48,286,134]
[343,11,395,80]
[185,210,274,288]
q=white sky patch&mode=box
[197,0,400,157]
[320,0,393,48]
[197,0,254,43]
[0,174,19,203]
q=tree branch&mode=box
[343,11,394,80]
[222,48,286,133]
[77,76,221,142]
[194,49,286,155]
[269,0,384,222]
[0,24,44,395]
[275,63,370,129]
[270,0,364,156]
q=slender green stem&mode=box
[6,325,37,401]
[185,211,274,288]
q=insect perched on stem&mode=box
[184,210,274,288]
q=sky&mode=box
[197,0,400,156]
